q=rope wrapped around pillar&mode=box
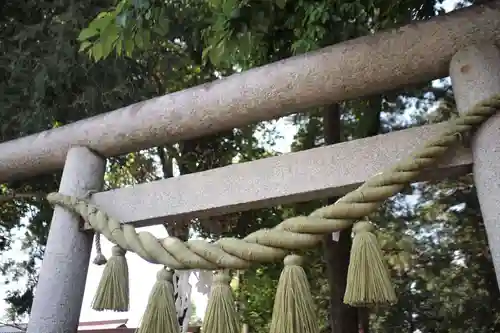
[46,95,500,307]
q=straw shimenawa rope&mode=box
[46,95,500,270]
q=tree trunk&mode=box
[322,103,359,333]
[356,95,382,333]
[323,97,382,333]
[158,144,191,328]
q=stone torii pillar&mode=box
[450,44,500,286]
[27,147,105,333]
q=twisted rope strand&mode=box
[46,95,500,270]
[92,232,108,265]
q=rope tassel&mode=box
[269,255,319,333]
[136,267,180,333]
[92,232,107,266]
[344,221,396,307]
[91,245,129,312]
[201,271,240,333]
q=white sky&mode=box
[0,0,458,326]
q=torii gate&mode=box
[0,3,497,333]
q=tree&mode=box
[370,97,500,332]
[0,0,163,317]
[0,0,280,319]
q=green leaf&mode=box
[201,44,213,61]
[115,0,127,13]
[100,39,114,59]
[223,0,237,16]
[87,13,114,33]
[142,29,151,49]
[153,17,169,36]
[116,13,128,28]
[208,41,225,66]
[209,0,223,7]
[124,38,135,56]
[134,32,144,48]
[78,41,92,52]
[92,43,104,61]
[116,39,123,56]
[77,28,98,41]
[100,22,119,59]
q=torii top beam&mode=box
[0,3,499,182]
